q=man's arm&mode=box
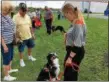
[64,33,67,45]
[50,10,53,21]
[30,27,35,40]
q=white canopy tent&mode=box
[64,1,108,12]
[64,0,108,2]
[63,0,109,19]
[11,1,65,9]
[10,0,109,19]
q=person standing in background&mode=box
[44,6,53,35]
[57,10,61,20]
[36,8,41,20]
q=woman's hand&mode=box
[3,45,8,53]
[65,57,72,66]
[65,51,76,67]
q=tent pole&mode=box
[87,1,91,19]
[82,1,84,12]
[31,1,32,7]
[16,1,17,7]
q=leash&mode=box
[71,62,80,72]
[57,62,80,81]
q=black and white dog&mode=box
[51,25,66,33]
[36,53,60,81]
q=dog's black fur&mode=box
[51,25,66,33]
[36,53,60,81]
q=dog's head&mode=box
[37,52,60,81]
[47,52,59,66]
[51,26,56,31]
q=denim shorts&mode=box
[1,43,14,65]
[18,38,35,52]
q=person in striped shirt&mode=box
[62,3,87,81]
[1,1,18,81]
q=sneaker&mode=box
[8,69,18,74]
[20,59,25,67]
[28,56,36,61]
[4,75,16,81]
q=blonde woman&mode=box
[62,3,87,81]
[1,1,18,81]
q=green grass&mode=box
[1,16,108,81]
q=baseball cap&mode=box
[19,3,27,12]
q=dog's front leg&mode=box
[55,67,60,79]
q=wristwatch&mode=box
[69,55,73,59]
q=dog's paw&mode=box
[44,68,49,72]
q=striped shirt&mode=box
[36,11,41,19]
[1,15,16,44]
[66,20,87,47]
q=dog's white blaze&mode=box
[53,58,60,67]
[55,67,60,79]
[53,58,60,79]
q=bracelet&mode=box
[69,56,73,59]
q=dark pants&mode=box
[45,19,52,35]
[64,46,85,81]
[58,15,61,20]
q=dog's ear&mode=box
[54,53,57,56]
[47,53,53,61]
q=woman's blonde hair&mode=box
[62,3,85,24]
[1,1,14,15]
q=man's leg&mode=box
[28,48,32,56]
[46,19,51,35]
[18,42,25,67]
[45,20,49,34]
[27,39,36,61]
[48,19,52,35]
[19,52,23,59]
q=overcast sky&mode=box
[6,1,108,12]
[11,1,65,8]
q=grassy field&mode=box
[1,15,108,81]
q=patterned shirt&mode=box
[66,20,87,47]
[45,9,53,20]
[1,15,16,44]
[36,11,41,19]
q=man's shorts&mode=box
[18,38,35,52]
[1,43,14,65]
